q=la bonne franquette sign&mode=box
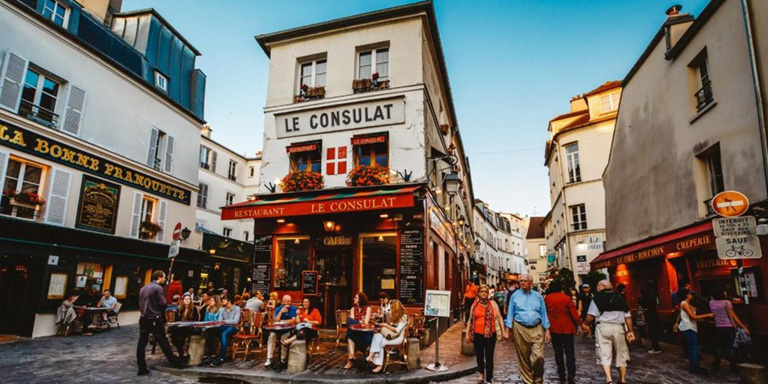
[275,97,405,139]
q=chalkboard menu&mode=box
[302,270,319,295]
[252,235,273,294]
[75,175,121,234]
[400,229,424,304]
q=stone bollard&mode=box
[406,338,421,370]
[739,363,766,384]
[187,335,205,366]
[287,340,308,373]
[461,330,475,356]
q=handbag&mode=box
[493,303,504,341]
[380,325,398,340]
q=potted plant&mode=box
[280,171,324,192]
[140,221,163,239]
[346,164,390,187]
[4,190,46,208]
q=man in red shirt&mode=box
[544,280,582,384]
[462,281,478,324]
[165,275,183,304]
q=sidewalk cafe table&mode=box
[347,324,381,353]
[263,322,294,372]
[82,307,109,333]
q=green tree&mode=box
[584,270,607,290]
[557,267,577,291]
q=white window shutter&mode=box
[146,127,159,168]
[0,150,9,192]
[0,51,29,113]
[164,135,174,173]
[60,85,86,136]
[211,151,217,173]
[44,168,72,226]
[156,200,167,243]
[129,192,142,239]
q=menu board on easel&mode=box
[302,270,319,295]
[252,235,273,294]
[400,229,424,304]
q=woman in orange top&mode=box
[464,285,504,384]
[282,298,322,347]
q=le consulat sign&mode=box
[275,97,405,139]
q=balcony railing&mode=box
[19,99,59,127]
[695,80,714,112]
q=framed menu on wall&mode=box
[47,272,67,300]
[400,229,424,304]
[302,270,319,296]
[113,276,128,299]
[75,175,121,234]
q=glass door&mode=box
[315,244,353,328]
[359,233,398,302]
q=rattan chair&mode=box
[335,309,349,348]
[231,310,263,361]
[382,336,409,372]
[106,302,122,330]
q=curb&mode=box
[156,360,476,384]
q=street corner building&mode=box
[594,0,768,361]
[220,1,477,334]
[0,0,210,337]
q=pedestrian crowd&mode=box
[461,275,752,384]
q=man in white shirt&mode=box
[582,280,634,384]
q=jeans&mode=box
[473,333,496,381]
[210,326,238,360]
[681,330,701,372]
[551,333,575,377]
[136,317,181,372]
[713,327,737,371]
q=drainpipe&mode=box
[741,0,768,194]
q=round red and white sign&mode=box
[172,222,183,241]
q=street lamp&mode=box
[181,227,191,241]
[442,172,460,195]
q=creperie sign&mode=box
[591,233,714,269]
[221,193,414,220]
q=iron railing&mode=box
[695,80,714,112]
[19,99,59,127]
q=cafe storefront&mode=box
[591,221,768,353]
[222,183,444,329]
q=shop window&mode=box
[274,236,310,290]
[74,262,106,293]
[1,157,46,219]
[360,233,397,300]
[290,150,321,173]
[353,140,388,167]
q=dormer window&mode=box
[43,0,68,28]
[154,71,168,93]
[600,91,620,113]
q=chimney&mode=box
[201,125,212,138]
[663,5,694,56]
[569,96,587,113]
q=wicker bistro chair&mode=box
[382,336,409,372]
[106,302,122,330]
[231,310,263,361]
[335,309,349,348]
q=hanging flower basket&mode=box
[346,164,390,187]
[3,189,46,206]
[140,221,163,238]
[281,171,324,192]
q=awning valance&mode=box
[221,184,420,220]
[591,222,714,270]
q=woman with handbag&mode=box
[464,285,504,384]
[344,292,372,369]
[367,299,408,373]
[709,287,750,373]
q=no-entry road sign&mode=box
[172,222,182,241]
[711,191,749,217]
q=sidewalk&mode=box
[157,321,476,383]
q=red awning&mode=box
[221,185,420,220]
[591,222,714,270]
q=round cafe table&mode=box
[263,323,295,371]
[347,324,381,353]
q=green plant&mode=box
[584,270,607,290]
[557,267,577,291]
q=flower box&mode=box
[295,85,326,102]
[352,77,390,93]
[281,171,324,192]
[3,189,46,207]
[346,164,390,187]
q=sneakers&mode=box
[648,349,662,354]
[264,358,272,366]
[210,357,223,367]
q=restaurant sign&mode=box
[0,120,191,204]
[75,175,120,234]
[591,233,714,269]
[222,193,415,220]
[275,97,405,139]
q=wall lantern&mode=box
[443,172,461,195]
[323,221,335,232]
[208,249,216,255]
[457,215,465,226]
[181,227,192,241]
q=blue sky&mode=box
[124,0,709,216]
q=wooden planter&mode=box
[9,198,40,210]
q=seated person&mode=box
[344,292,372,369]
[55,295,78,328]
[202,296,224,363]
[245,290,265,314]
[208,296,241,367]
[367,300,408,373]
[73,287,100,330]
[282,298,322,347]
[265,295,297,367]
[265,292,279,319]
[170,293,200,357]
[198,292,210,313]
[97,290,118,323]
[378,292,391,323]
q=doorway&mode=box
[315,243,353,329]
[0,256,36,336]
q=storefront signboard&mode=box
[302,270,319,295]
[73,175,122,233]
[713,216,756,237]
[426,194,456,253]
[592,233,714,269]
[424,289,451,317]
[275,97,405,139]
[0,120,192,204]
[576,255,589,274]
[400,229,424,305]
[223,193,414,220]
[715,235,762,260]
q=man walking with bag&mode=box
[136,271,186,375]
[583,280,634,384]
[504,274,550,384]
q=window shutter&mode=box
[0,51,29,113]
[44,168,72,226]
[156,200,167,243]
[211,151,217,173]
[0,150,9,191]
[129,192,142,239]
[164,135,175,173]
[60,85,87,136]
[146,127,159,167]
